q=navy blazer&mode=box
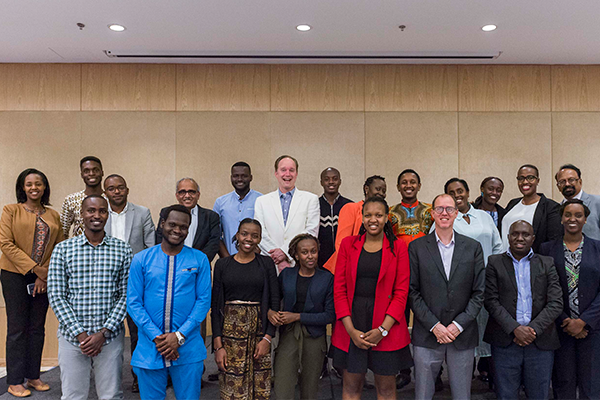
[539,236,600,333]
[278,266,335,338]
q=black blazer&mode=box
[484,253,563,350]
[539,236,600,334]
[210,254,280,342]
[505,194,562,253]
[156,205,220,262]
[278,266,335,338]
[408,232,486,350]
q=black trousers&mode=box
[0,270,48,385]
[552,330,600,399]
[126,314,139,379]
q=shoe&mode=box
[208,372,219,381]
[364,382,375,390]
[26,381,50,392]
[478,374,490,383]
[132,381,139,393]
[8,386,31,397]
[435,374,444,392]
[396,373,411,390]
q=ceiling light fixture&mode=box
[481,24,497,32]
[108,24,126,32]
[296,24,311,32]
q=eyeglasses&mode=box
[432,206,457,215]
[177,189,198,196]
[557,178,579,187]
[516,175,538,183]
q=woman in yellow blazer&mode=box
[0,168,64,397]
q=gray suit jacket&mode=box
[105,202,155,254]
[581,191,600,240]
[409,232,486,350]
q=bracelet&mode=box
[214,346,224,352]
[262,336,272,344]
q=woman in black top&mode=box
[271,233,335,400]
[211,218,280,400]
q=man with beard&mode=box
[48,195,132,400]
[555,164,600,240]
[103,174,155,393]
[213,162,262,258]
[127,204,211,400]
[61,156,106,238]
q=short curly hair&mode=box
[288,233,319,262]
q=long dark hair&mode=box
[16,168,51,205]
[358,196,397,255]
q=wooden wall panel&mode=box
[0,64,80,111]
[552,65,600,111]
[177,65,270,111]
[81,64,176,111]
[459,65,551,111]
[271,65,364,111]
[365,112,459,205]
[365,65,458,111]
[458,112,553,203]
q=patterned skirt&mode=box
[219,304,271,400]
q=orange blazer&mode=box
[332,234,411,352]
[323,200,364,273]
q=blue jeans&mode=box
[492,342,554,400]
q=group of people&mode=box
[0,154,598,400]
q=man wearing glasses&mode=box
[408,194,486,400]
[555,164,600,240]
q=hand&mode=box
[80,332,105,357]
[254,338,270,359]
[278,312,301,325]
[276,260,291,274]
[513,326,536,346]
[349,329,377,350]
[432,324,456,344]
[362,329,384,346]
[164,349,180,361]
[215,347,227,371]
[268,248,287,264]
[574,328,588,339]
[268,309,283,326]
[154,333,180,357]
[447,323,461,338]
[563,318,586,337]
[32,278,47,297]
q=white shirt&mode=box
[109,203,129,242]
[184,205,198,248]
[435,230,455,279]
[501,200,539,251]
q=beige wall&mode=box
[2,63,600,364]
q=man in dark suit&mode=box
[156,178,220,262]
[485,220,563,400]
[409,193,485,400]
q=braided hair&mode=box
[358,196,397,255]
[288,233,320,263]
[363,175,386,197]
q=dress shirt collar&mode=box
[190,204,198,216]
[278,188,296,198]
[79,233,110,248]
[507,247,534,263]
[109,202,129,215]
[456,204,477,221]
[435,230,455,247]
[321,193,341,204]
[234,189,254,201]
[562,189,583,204]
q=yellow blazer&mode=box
[0,204,64,280]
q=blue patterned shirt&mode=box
[278,188,296,226]
[48,234,132,346]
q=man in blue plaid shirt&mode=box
[48,195,132,400]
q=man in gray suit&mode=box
[104,174,156,393]
[409,194,485,400]
[556,163,600,240]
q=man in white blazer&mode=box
[103,174,155,393]
[254,155,319,273]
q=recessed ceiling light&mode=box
[108,24,126,32]
[481,24,497,32]
[296,24,311,32]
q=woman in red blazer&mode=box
[332,196,412,400]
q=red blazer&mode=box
[332,234,411,352]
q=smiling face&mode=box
[446,181,470,214]
[561,203,587,236]
[235,222,261,254]
[364,179,387,200]
[160,210,190,247]
[275,157,298,193]
[556,168,582,199]
[517,167,539,197]
[295,238,319,270]
[508,221,535,258]
[397,172,421,203]
[23,173,46,203]
[432,194,458,230]
[362,201,387,237]
[104,176,129,208]
[231,166,252,193]
[82,197,109,233]
[175,179,200,210]
[80,160,103,188]
[320,169,341,196]
[481,178,504,206]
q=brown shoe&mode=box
[26,380,50,392]
[7,386,32,397]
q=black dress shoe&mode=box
[364,382,375,390]
[208,373,219,381]
[396,373,411,390]
[132,381,139,393]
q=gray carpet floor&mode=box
[0,339,499,399]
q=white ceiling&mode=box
[1,0,599,64]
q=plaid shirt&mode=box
[48,233,132,346]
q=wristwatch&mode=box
[175,331,185,346]
[378,326,389,337]
[102,328,112,339]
